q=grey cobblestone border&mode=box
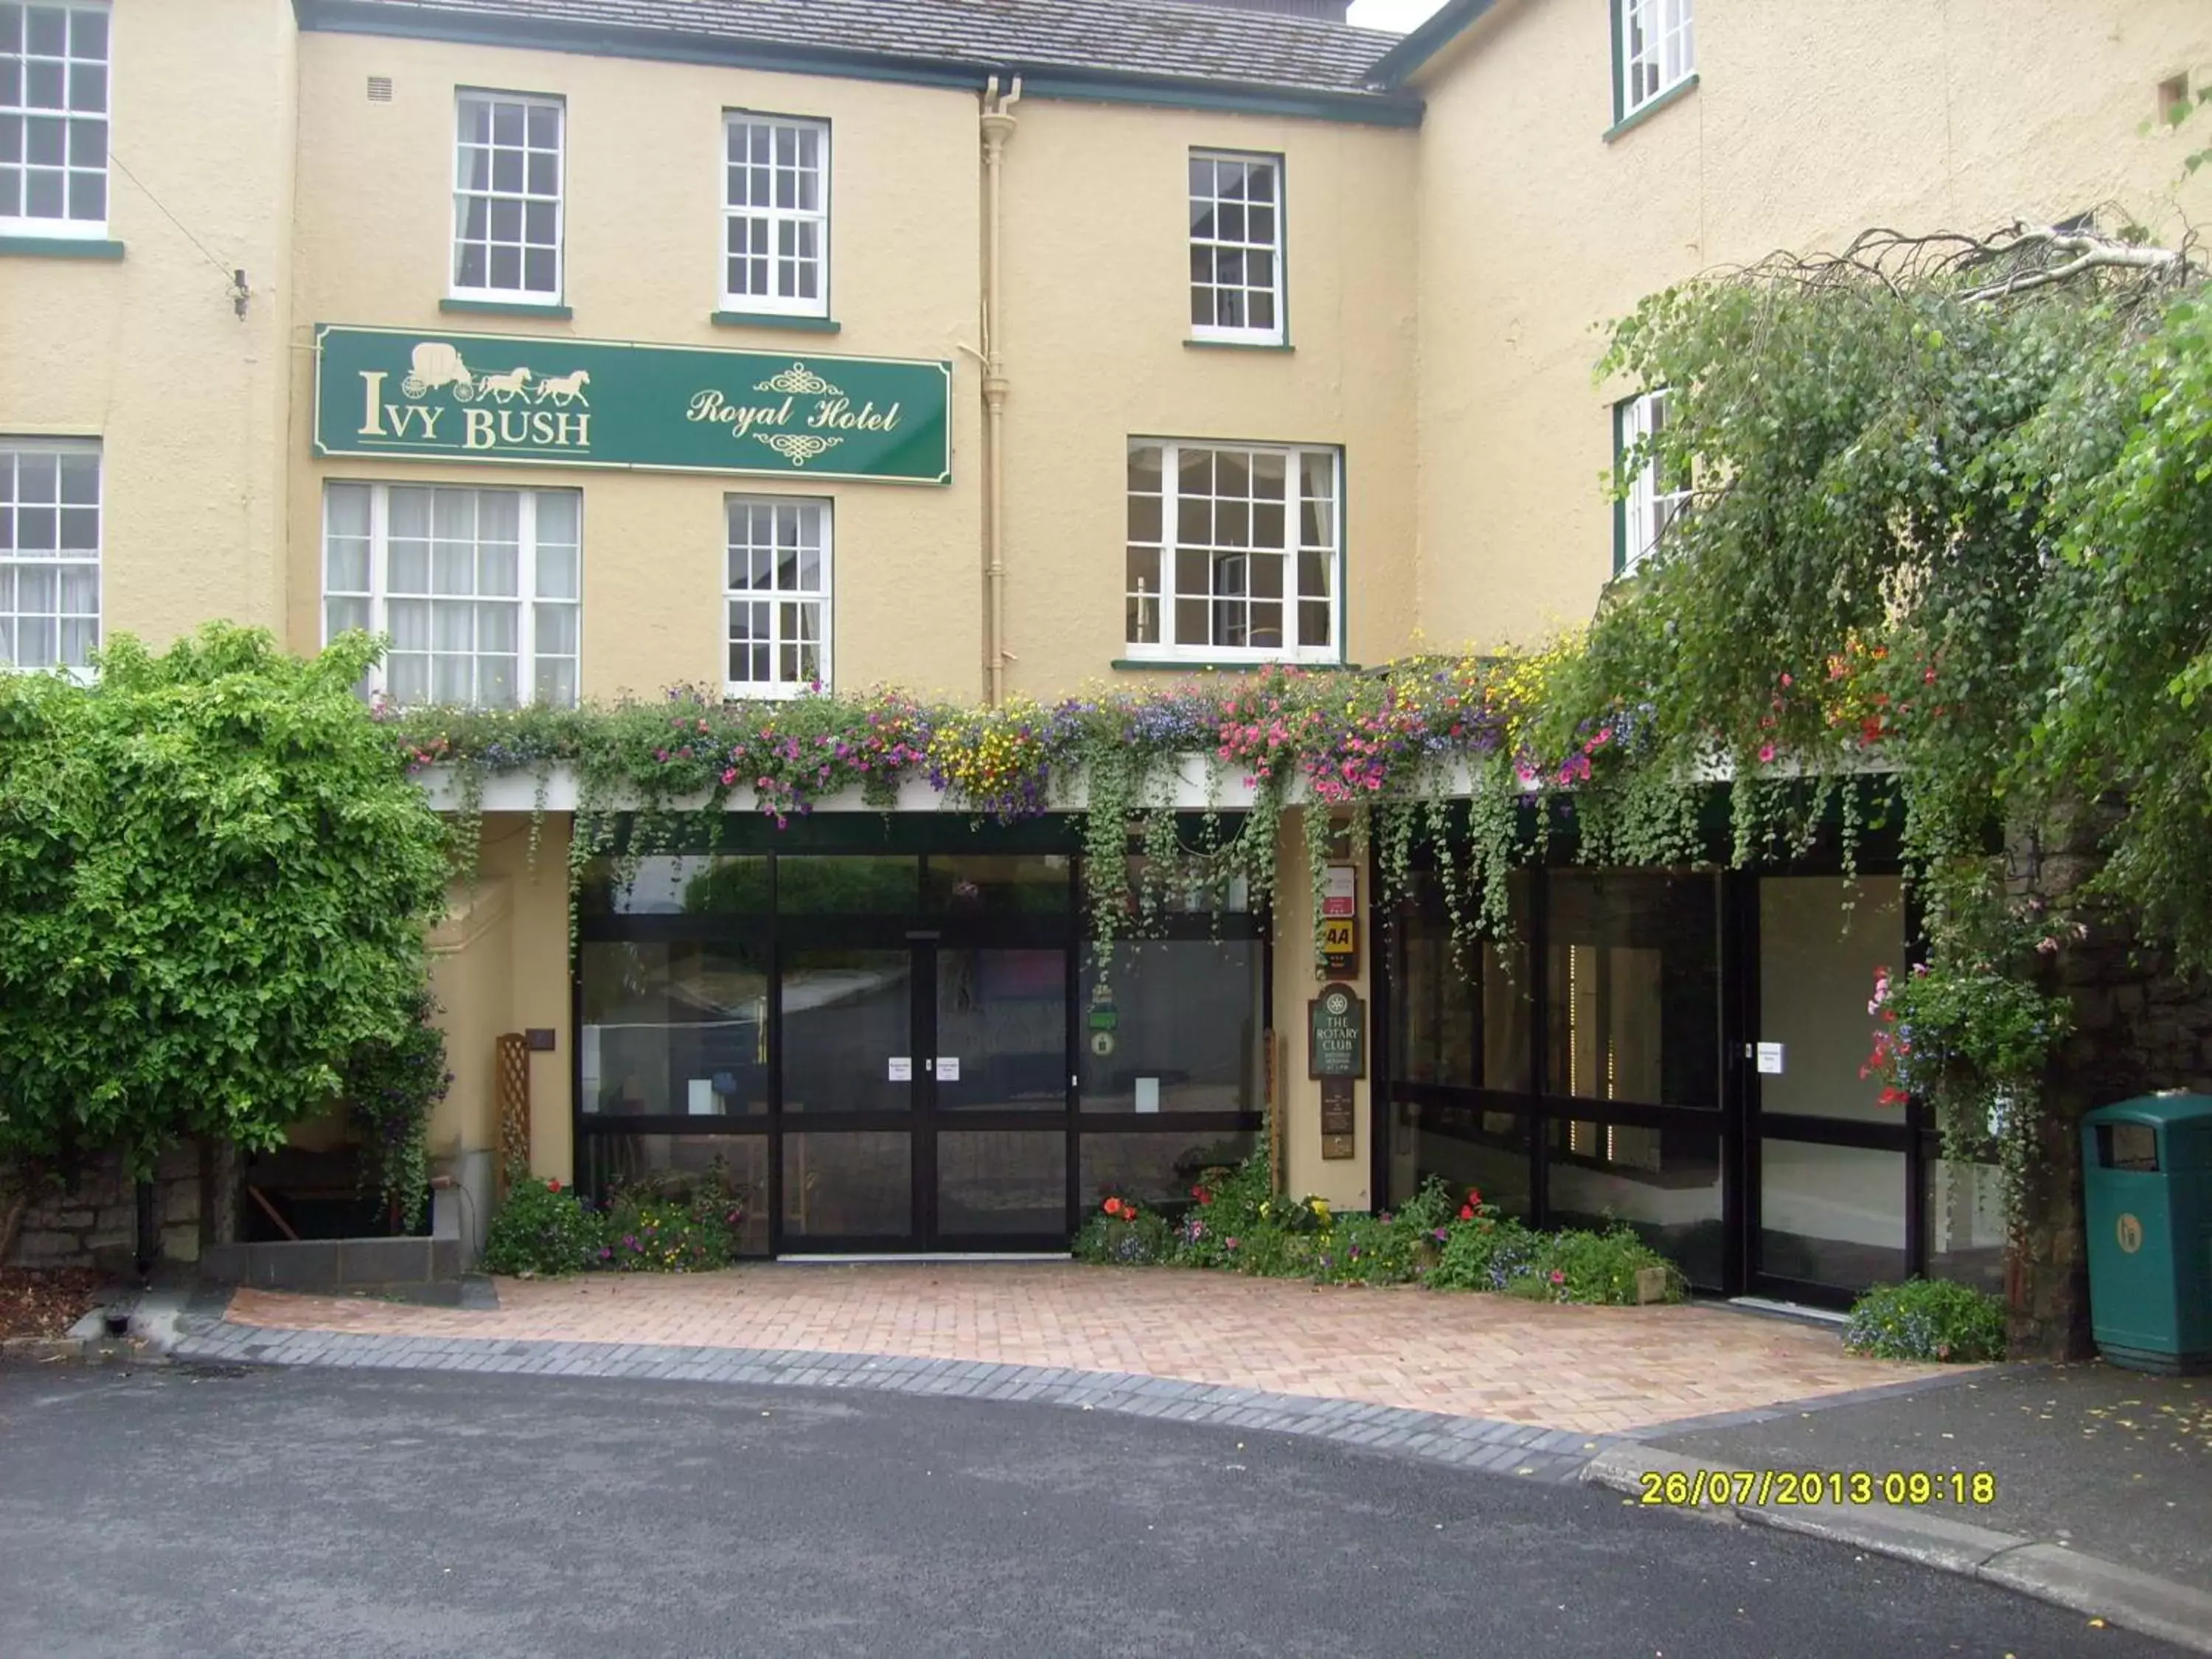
[170,1320,1613,1482]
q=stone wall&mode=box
[6,1145,205,1270]
[2009,804,2212,1360]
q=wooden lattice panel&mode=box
[495,1032,531,1197]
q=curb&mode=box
[171,1321,1614,1484]
[1582,1444,2212,1656]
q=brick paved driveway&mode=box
[220,1265,1947,1435]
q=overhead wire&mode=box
[108,150,251,310]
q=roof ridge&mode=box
[311,0,1417,100]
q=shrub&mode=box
[1390,1175,1460,1237]
[481,1172,603,1276]
[1424,1190,1537,1292]
[1497,1226,1686,1306]
[1179,1158,1271,1267]
[594,1158,748,1273]
[597,1196,740,1272]
[1308,1211,1422,1285]
[1844,1278,2006,1362]
[1072,1195,1178,1265]
[0,626,447,1189]
[1068,1154,1694,1307]
[341,988,451,1233]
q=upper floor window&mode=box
[1615,389,1688,574]
[724,114,828,316]
[1127,439,1339,663]
[726,495,830,696]
[453,90,563,302]
[1189,151,1283,344]
[0,437,99,669]
[1616,0,1695,120]
[323,482,580,707]
[1,1,108,236]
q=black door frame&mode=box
[573,829,1271,1258]
[775,922,1076,1256]
[1372,844,1952,1307]
[1742,873,1935,1307]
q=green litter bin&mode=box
[2080,1093,2212,1374]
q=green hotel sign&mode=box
[312,324,951,484]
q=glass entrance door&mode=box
[1750,875,1916,1300]
[779,940,1069,1251]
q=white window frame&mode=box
[0,0,111,239]
[1616,0,1695,120]
[724,494,831,698]
[1188,150,1284,346]
[0,435,100,675]
[1618,389,1688,574]
[450,88,565,304]
[321,481,581,709]
[1124,439,1340,665]
[721,112,830,318]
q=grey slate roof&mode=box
[312,0,1409,98]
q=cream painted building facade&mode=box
[3,0,2205,1293]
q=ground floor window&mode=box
[0,437,99,669]
[322,481,580,707]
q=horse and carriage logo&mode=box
[397,340,591,408]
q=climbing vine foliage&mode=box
[1547,222,2208,1204]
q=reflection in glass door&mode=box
[777,943,1069,1249]
[1753,876,1912,1293]
[780,948,914,1241]
[931,947,1068,1239]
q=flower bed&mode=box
[480,1166,748,1278]
[1074,1153,1686,1307]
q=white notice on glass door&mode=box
[936,1057,961,1082]
[1756,1042,1785,1076]
[687,1079,717,1116]
[1133,1077,1161,1115]
[888,1057,912,1082]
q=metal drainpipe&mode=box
[978,76,1021,706]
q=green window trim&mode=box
[1602,72,1699,143]
[0,236,125,260]
[1182,338,1295,353]
[1609,0,1625,125]
[439,296,574,319]
[711,310,842,333]
[1612,396,1630,577]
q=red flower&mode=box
[546,1179,560,1193]
[1103,1197,1124,1217]
[1192,1186,1213,1206]
[1465,1189,1481,1206]
[1458,1204,1475,1221]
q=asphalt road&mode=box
[0,1363,2182,1659]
